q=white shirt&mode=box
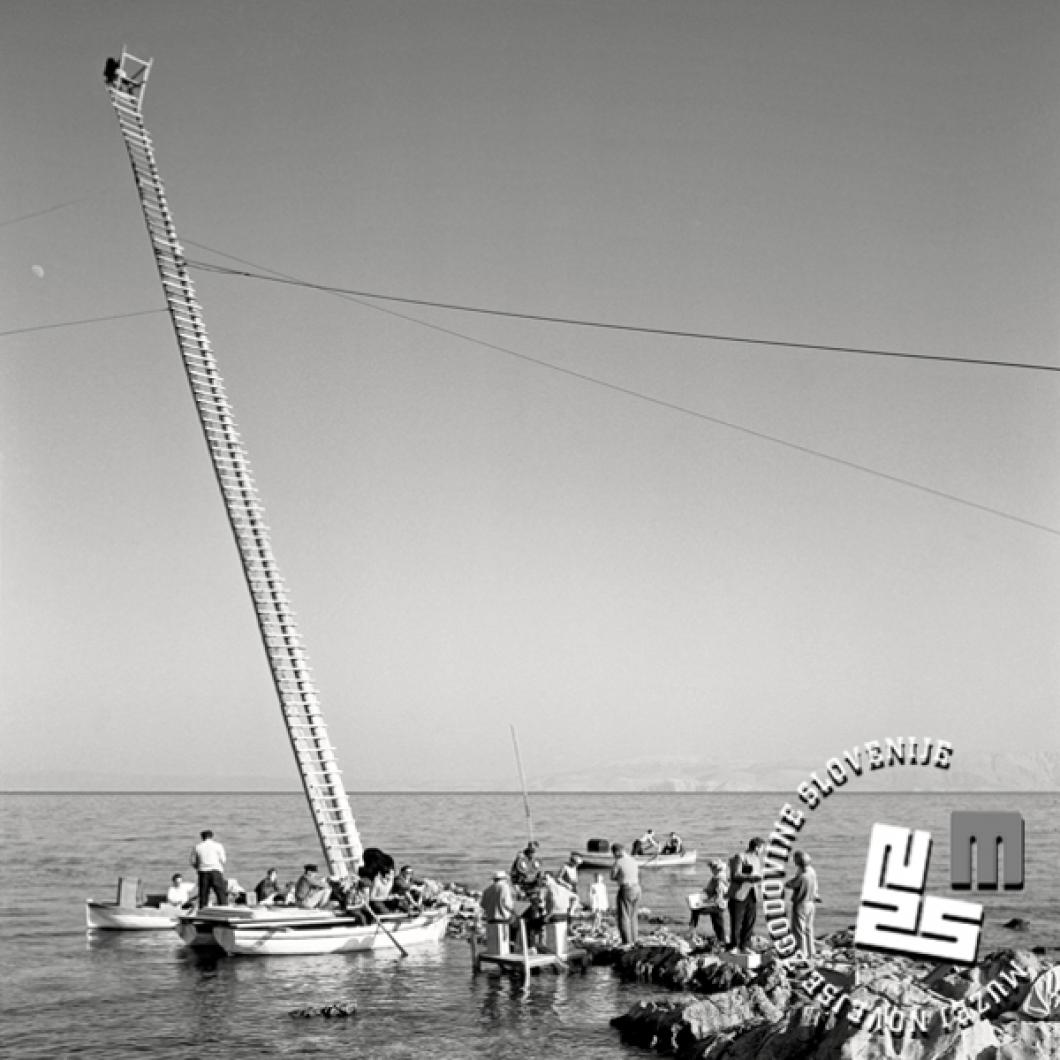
[191,837,226,872]
[166,880,195,904]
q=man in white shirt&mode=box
[190,829,227,907]
[165,872,196,907]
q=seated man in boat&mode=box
[368,866,397,914]
[294,864,331,910]
[390,865,425,912]
[662,831,685,855]
[631,829,660,856]
[165,872,196,908]
[509,840,542,894]
[341,879,374,925]
[253,867,283,906]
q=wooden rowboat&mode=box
[85,898,185,931]
[573,848,698,870]
[177,904,449,956]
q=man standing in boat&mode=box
[190,829,227,908]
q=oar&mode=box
[366,904,409,958]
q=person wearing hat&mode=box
[689,858,729,945]
[509,840,542,892]
[480,870,517,954]
[294,863,331,909]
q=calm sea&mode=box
[3,790,1057,1058]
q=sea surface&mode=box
[3,790,1057,1058]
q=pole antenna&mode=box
[510,724,535,843]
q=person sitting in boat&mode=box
[662,831,685,855]
[294,863,331,909]
[509,840,542,893]
[253,867,283,906]
[226,878,248,905]
[165,872,196,908]
[390,865,424,911]
[340,879,373,925]
[631,829,660,856]
[368,867,397,914]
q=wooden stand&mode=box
[471,919,588,992]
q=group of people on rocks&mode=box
[490,830,820,960]
[689,836,820,959]
[177,828,430,921]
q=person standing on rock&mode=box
[728,836,764,952]
[785,849,819,959]
[610,842,642,945]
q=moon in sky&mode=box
[31,265,45,278]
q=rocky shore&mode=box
[602,928,1059,1059]
[439,883,1060,1058]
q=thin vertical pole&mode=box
[510,724,535,844]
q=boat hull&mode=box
[179,905,450,956]
[86,899,183,931]
[573,850,698,870]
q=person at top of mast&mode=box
[509,840,542,892]
[631,829,660,856]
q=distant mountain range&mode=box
[4,750,1056,792]
[528,750,1060,793]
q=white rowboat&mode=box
[573,849,698,870]
[85,899,186,931]
[177,904,449,956]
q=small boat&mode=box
[573,846,698,870]
[85,897,186,931]
[178,904,449,957]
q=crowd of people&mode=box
[181,824,819,959]
[689,836,820,959]
[178,828,432,922]
[485,829,820,960]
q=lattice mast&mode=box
[103,50,362,879]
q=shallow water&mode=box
[3,790,1056,1057]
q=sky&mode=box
[1,0,1058,791]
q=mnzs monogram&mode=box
[854,823,983,964]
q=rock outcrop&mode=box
[608,931,1059,1060]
